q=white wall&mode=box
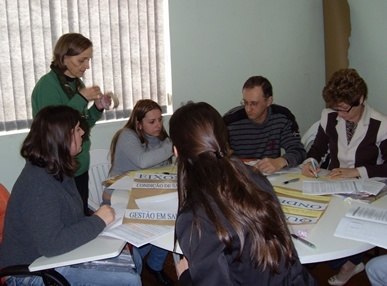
[168,0,326,132]
[348,0,387,113]
[1,0,386,191]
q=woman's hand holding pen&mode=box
[301,161,320,178]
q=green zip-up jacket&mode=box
[32,70,102,175]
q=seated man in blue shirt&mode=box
[223,75,306,174]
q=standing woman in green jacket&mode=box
[32,33,111,215]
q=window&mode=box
[0,0,171,133]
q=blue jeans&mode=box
[137,244,168,272]
[366,254,387,286]
[5,248,142,286]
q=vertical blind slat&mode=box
[0,0,167,132]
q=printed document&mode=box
[303,180,385,196]
[334,205,387,249]
[101,207,175,247]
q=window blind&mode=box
[0,0,168,132]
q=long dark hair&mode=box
[21,105,82,181]
[110,99,169,167]
[169,102,295,272]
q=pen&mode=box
[310,159,319,178]
[283,178,300,185]
[291,233,316,249]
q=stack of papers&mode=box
[302,179,385,196]
[334,205,387,249]
[101,171,178,247]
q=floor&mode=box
[141,248,386,286]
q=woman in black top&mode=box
[169,102,316,285]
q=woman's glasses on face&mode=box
[332,104,355,113]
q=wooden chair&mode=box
[0,184,70,286]
[88,149,111,211]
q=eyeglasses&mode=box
[240,99,259,108]
[332,104,355,113]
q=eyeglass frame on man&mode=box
[240,99,259,108]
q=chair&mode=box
[301,121,320,152]
[88,149,111,211]
[301,121,330,168]
[0,184,70,286]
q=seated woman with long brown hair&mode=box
[170,102,316,285]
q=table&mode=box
[270,173,386,264]
[111,170,387,264]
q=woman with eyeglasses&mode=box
[301,68,387,285]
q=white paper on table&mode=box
[125,209,177,222]
[101,204,175,247]
[345,205,387,225]
[358,180,386,195]
[109,176,134,190]
[135,192,178,213]
[303,179,385,196]
[334,217,387,249]
[101,222,174,247]
[303,180,358,195]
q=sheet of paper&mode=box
[358,180,386,195]
[303,180,358,195]
[109,176,134,190]
[135,192,178,212]
[346,205,387,225]
[101,222,174,247]
[125,209,176,226]
[303,179,385,196]
[334,217,387,249]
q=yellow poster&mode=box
[274,186,331,224]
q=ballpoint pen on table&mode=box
[283,178,300,185]
[291,233,316,249]
[310,159,319,178]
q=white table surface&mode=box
[29,236,126,271]
[271,173,387,264]
[111,171,387,264]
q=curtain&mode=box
[0,0,167,132]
